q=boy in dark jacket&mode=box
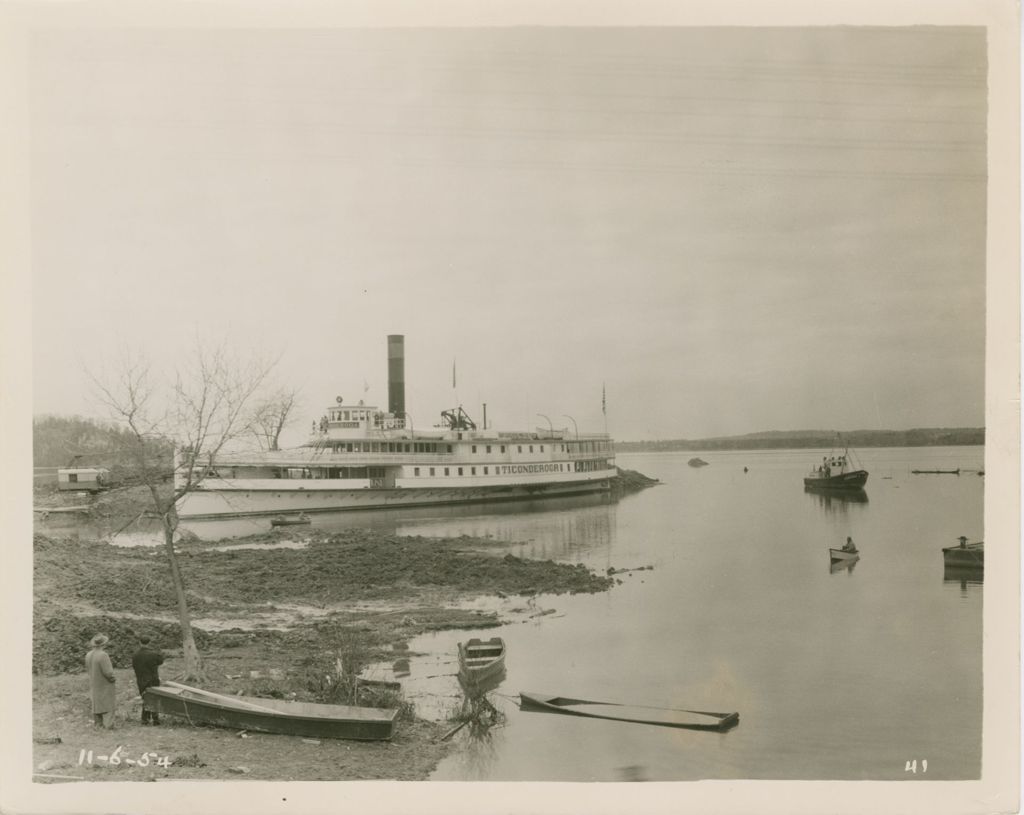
[131,635,165,725]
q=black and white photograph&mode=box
[1,1,1018,814]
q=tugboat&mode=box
[804,437,868,492]
[942,536,983,569]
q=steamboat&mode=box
[175,336,616,519]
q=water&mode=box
[394,446,981,781]
[91,445,984,780]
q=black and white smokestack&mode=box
[387,335,405,417]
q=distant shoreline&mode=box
[616,428,984,453]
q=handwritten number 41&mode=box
[905,759,928,774]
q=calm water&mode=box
[112,446,985,780]
[373,446,982,781]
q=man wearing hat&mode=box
[85,634,117,729]
[131,635,165,725]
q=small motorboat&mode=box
[942,537,983,569]
[144,681,398,740]
[457,637,506,685]
[271,514,311,527]
[519,692,738,732]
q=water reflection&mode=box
[829,558,859,575]
[445,670,509,780]
[178,492,617,543]
[804,487,869,513]
[943,565,984,595]
[617,765,650,782]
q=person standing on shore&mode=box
[85,634,116,729]
[131,635,165,725]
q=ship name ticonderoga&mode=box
[499,464,563,475]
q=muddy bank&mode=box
[35,530,611,648]
[32,525,620,781]
[33,669,448,782]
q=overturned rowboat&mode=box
[519,692,738,732]
[144,682,398,741]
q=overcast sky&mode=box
[30,26,987,442]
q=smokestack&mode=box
[387,335,405,416]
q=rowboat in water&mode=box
[829,548,860,563]
[144,682,398,741]
[457,637,506,685]
[519,692,738,732]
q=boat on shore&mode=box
[270,514,311,527]
[942,536,983,569]
[458,637,506,686]
[519,692,739,732]
[144,682,398,741]
[176,336,617,519]
[803,438,869,492]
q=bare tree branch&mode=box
[87,338,277,680]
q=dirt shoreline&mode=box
[32,499,632,782]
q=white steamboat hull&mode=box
[177,474,615,519]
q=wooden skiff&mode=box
[519,692,738,731]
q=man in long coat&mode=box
[131,635,165,725]
[85,634,117,728]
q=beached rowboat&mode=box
[519,692,739,731]
[144,682,398,741]
[270,514,311,526]
[457,637,506,685]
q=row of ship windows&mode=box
[328,441,611,455]
[410,459,612,477]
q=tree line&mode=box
[615,428,985,453]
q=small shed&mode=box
[57,467,109,493]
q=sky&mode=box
[29,26,988,443]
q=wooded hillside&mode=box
[616,428,985,452]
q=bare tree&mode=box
[251,387,301,451]
[90,341,274,681]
